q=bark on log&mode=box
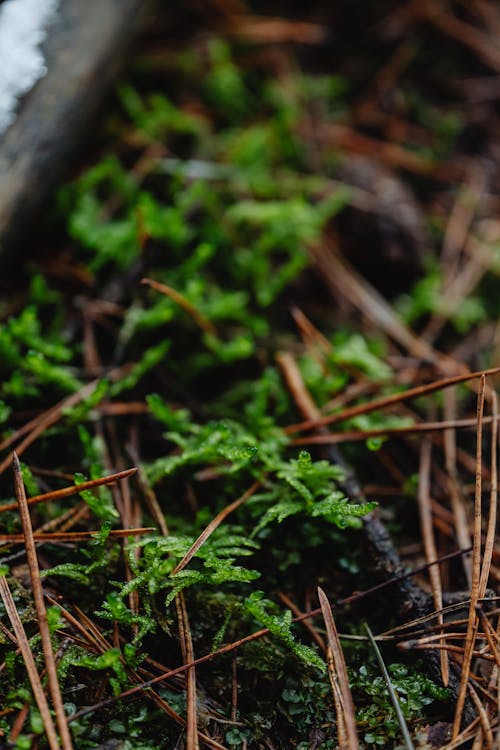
[328,444,476,726]
[0,0,148,265]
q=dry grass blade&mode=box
[0,467,137,514]
[12,453,74,750]
[176,592,199,750]
[418,439,448,685]
[285,367,500,434]
[317,587,359,750]
[142,277,216,335]
[0,575,60,750]
[364,622,415,750]
[171,480,260,576]
[453,374,486,738]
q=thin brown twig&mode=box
[476,607,500,670]
[401,641,493,661]
[422,0,500,72]
[468,683,494,750]
[12,453,74,749]
[277,592,326,652]
[127,440,168,536]
[327,648,349,750]
[479,391,498,598]
[277,350,322,421]
[418,439,448,685]
[285,366,500,434]
[171,480,261,576]
[291,414,495,444]
[45,595,227,750]
[444,388,472,587]
[141,277,216,336]
[0,467,137,514]
[382,595,496,637]
[318,587,359,750]
[0,576,60,750]
[308,238,462,367]
[453,375,485,738]
[231,655,238,724]
[8,703,31,744]
[176,593,199,750]
[0,380,100,454]
[0,527,154,544]
[0,380,104,475]
[398,630,486,647]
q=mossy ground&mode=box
[1,2,500,748]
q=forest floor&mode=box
[2,1,500,748]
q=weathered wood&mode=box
[0,0,147,263]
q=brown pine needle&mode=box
[277,351,322,421]
[0,576,60,750]
[127,443,168,536]
[309,241,439,358]
[398,630,482,648]
[444,388,472,588]
[0,380,104,475]
[467,684,494,750]
[398,636,495,661]
[45,597,227,750]
[277,592,326,652]
[327,647,349,750]
[439,717,482,750]
[479,391,498,598]
[171,480,261,576]
[453,374,486,738]
[141,277,216,335]
[12,453,74,750]
[176,592,199,750]
[318,587,359,750]
[0,467,137,514]
[0,379,102,455]
[476,607,500,670]
[291,414,495,445]
[285,366,500,434]
[418,439,448,685]
[0,527,154,544]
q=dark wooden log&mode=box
[0,0,148,265]
[327,443,477,726]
